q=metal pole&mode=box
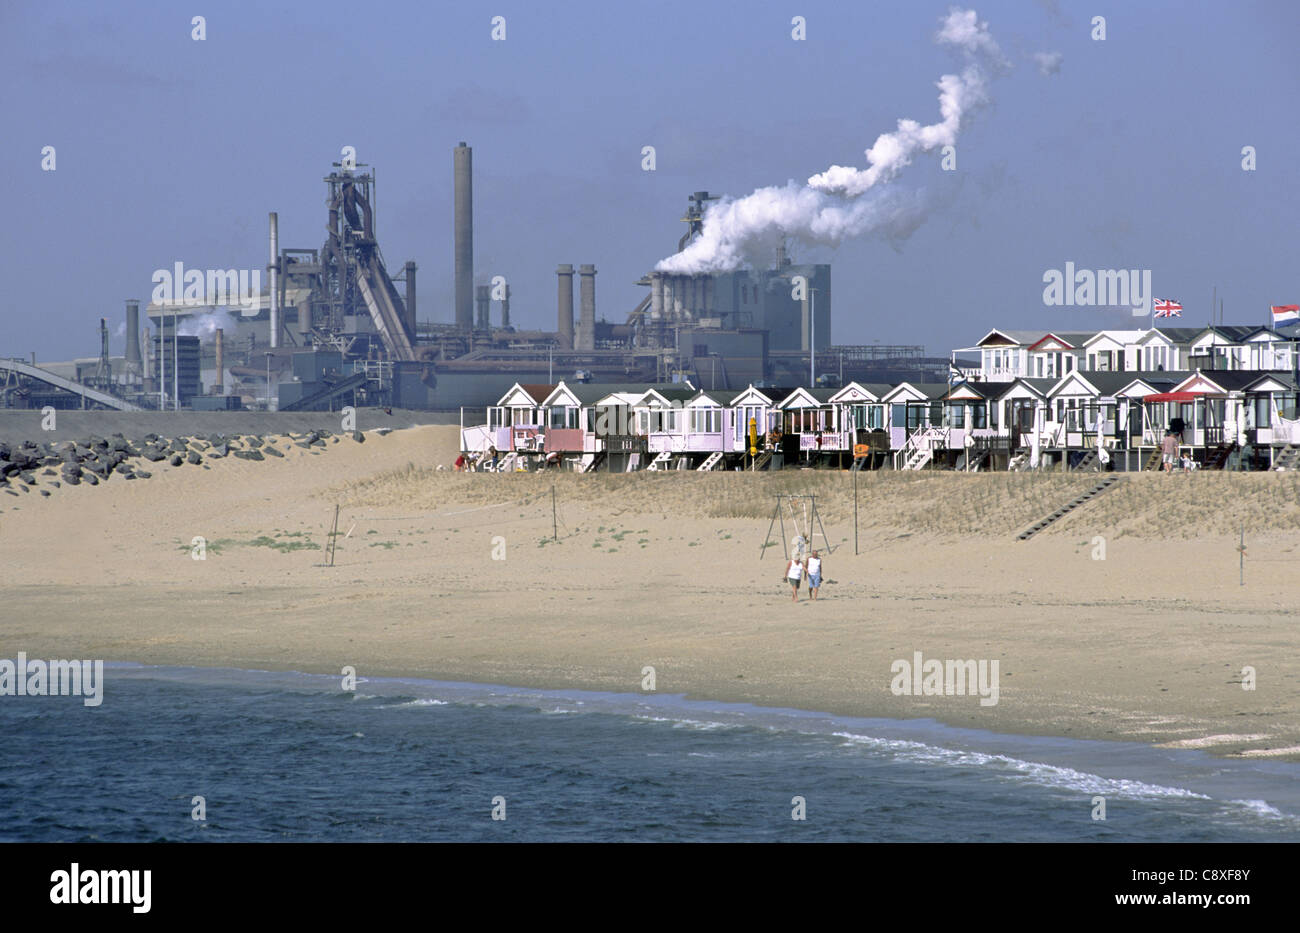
[552,484,557,541]
[1239,525,1245,585]
[173,310,178,410]
[854,467,859,555]
[810,290,816,386]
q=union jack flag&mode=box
[1154,299,1183,318]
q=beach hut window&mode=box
[1254,397,1271,428]
[868,405,883,429]
[972,404,987,429]
[690,409,721,433]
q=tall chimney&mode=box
[214,328,224,395]
[501,284,511,329]
[578,264,597,351]
[556,264,575,349]
[650,273,664,321]
[475,285,491,331]
[404,260,417,335]
[125,300,141,370]
[269,212,280,348]
[454,142,474,330]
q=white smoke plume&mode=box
[1033,51,1063,76]
[177,308,240,342]
[656,8,1006,276]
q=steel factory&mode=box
[1,143,951,414]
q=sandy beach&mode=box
[1,424,1297,760]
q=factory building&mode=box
[3,144,952,413]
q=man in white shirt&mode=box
[807,551,823,600]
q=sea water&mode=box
[0,664,1295,842]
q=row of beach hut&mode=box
[459,369,1300,472]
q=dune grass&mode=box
[325,464,1300,539]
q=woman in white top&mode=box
[806,551,823,600]
[786,555,805,602]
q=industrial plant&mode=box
[1,143,953,413]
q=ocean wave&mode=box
[832,731,1210,801]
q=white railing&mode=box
[892,426,948,471]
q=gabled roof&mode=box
[828,381,891,403]
[992,377,1057,400]
[495,381,551,407]
[973,328,1049,348]
[1171,369,1294,394]
[686,388,742,406]
[1027,332,1094,351]
[881,382,948,402]
[541,381,685,407]
[776,386,836,408]
[1081,330,1146,348]
[1242,372,1298,393]
[635,387,696,406]
[1050,370,1191,398]
[946,380,1013,400]
[728,384,783,406]
[1114,375,1180,397]
[1146,326,1203,343]
[1190,325,1261,345]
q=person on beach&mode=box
[807,550,823,600]
[1161,430,1178,473]
[786,554,805,601]
[488,445,499,471]
[454,452,466,472]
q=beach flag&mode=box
[1271,305,1300,325]
[1153,299,1183,318]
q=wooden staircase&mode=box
[1143,448,1162,471]
[1017,475,1124,541]
[580,451,606,473]
[1274,445,1300,470]
[1008,450,1032,472]
[901,445,933,471]
[1073,451,1100,472]
[1204,442,1236,471]
[955,449,990,472]
[697,451,724,471]
[647,450,673,471]
[751,451,773,471]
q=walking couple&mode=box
[786,551,823,601]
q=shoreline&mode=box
[88,661,1300,819]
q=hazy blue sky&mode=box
[5,0,1297,361]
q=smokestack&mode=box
[298,297,312,341]
[801,290,810,352]
[475,285,490,331]
[404,261,417,335]
[454,142,474,330]
[578,264,597,351]
[702,276,713,315]
[269,212,280,349]
[214,328,224,394]
[556,264,575,349]
[125,300,141,369]
[672,276,684,320]
[501,284,511,329]
[650,273,664,321]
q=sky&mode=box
[4,0,1298,362]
